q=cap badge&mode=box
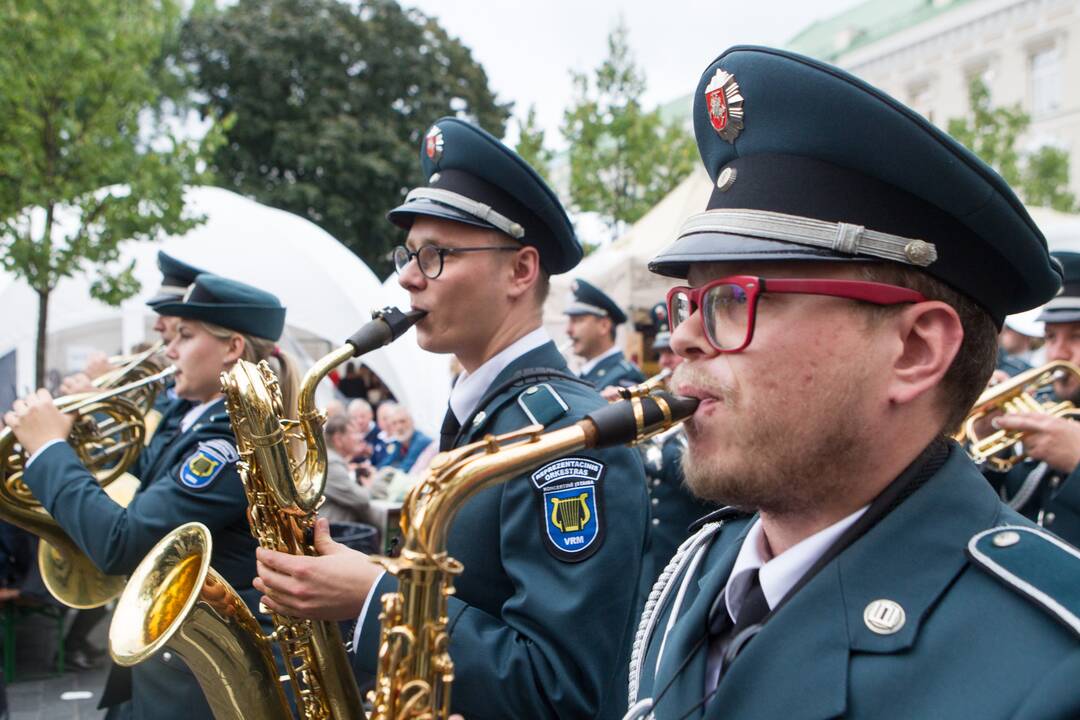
[424,126,445,162]
[704,68,744,143]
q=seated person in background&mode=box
[347,398,380,452]
[377,405,432,473]
[337,362,369,399]
[369,400,398,466]
[320,414,384,524]
[324,398,346,421]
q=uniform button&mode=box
[472,411,487,428]
[651,498,659,506]
[863,599,906,635]
[1044,512,1056,526]
[1049,476,1061,491]
[652,478,661,487]
[651,518,660,526]
[162,651,173,662]
[992,530,1021,547]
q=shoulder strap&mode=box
[968,524,1080,639]
[453,368,591,445]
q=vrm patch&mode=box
[532,456,606,562]
[177,440,237,491]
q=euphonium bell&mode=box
[956,359,1080,471]
[109,522,291,719]
[0,364,175,607]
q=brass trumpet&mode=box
[0,365,175,607]
[956,359,1080,472]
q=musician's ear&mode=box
[884,300,963,408]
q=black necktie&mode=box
[439,406,461,451]
[708,569,769,662]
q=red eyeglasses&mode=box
[667,276,926,353]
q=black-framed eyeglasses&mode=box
[392,244,519,279]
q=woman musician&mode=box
[4,273,296,720]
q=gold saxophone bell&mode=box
[956,359,1080,471]
[369,379,698,720]
[0,363,175,607]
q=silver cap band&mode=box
[404,187,525,239]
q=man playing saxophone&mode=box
[255,117,649,719]
[988,251,1080,547]
[4,274,295,720]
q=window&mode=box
[1031,45,1062,117]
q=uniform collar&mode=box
[701,444,1003,720]
[180,397,224,433]
[449,326,550,423]
[579,345,622,376]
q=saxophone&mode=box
[369,384,698,719]
[109,307,426,720]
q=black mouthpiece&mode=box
[585,392,699,449]
[346,307,427,356]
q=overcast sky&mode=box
[405,0,863,146]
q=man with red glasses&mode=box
[626,47,1079,720]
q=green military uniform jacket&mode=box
[580,349,645,391]
[23,397,257,720]
[988,457,1080,549]
[354,341,649,719]
[632,443,1080,719]
[637,428,716,610]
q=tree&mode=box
[948,78,1077,212]
[562,19,696,239]
[515,105,553,182]
[0,0,218,387]
[179,0,511,278]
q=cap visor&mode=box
[648,232,875,279]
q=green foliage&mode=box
[180,0,511,278]
[947,78,1077,212]
[561,19,696,239]
[515,105,553,183]
[0,0,217,385]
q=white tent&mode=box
[0,186,449,435]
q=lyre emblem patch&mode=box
[532,457,605,562]
[177,440,237,491]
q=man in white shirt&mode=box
[254,116,649,719]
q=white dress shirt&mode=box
[705,505,869,694]
[578,344,621,377]
[354,325,552,650]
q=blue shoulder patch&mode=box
[517,383,569,427]
[177,440,238,492]
[968,525,1080,639]
[531,456,606,562]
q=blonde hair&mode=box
[200,322,302,422]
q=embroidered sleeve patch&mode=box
[177,440,238,491]
[532,456,606,562]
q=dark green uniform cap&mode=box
[649,46,1062,325]
[146,251,207,307]
[1039,251,1080,324]
[152,273,286,341]
[564,278,628,325]
[387,117,582,275]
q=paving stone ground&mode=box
[3,605,110,720]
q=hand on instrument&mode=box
[3,389,74,455]
[599,386,622,402]
[83,352,112,380]
[59,372,95,396]
[993,412,1080,474]
[254,517,382,621]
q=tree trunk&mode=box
[35,288,49,390]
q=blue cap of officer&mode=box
[650,302,671,351]
[564,278,628,325]
[153,273,286,341]
[146,251,207,307]
[649,46,1062,325]
[1039,252,1080,324]
[387,117,582,275]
